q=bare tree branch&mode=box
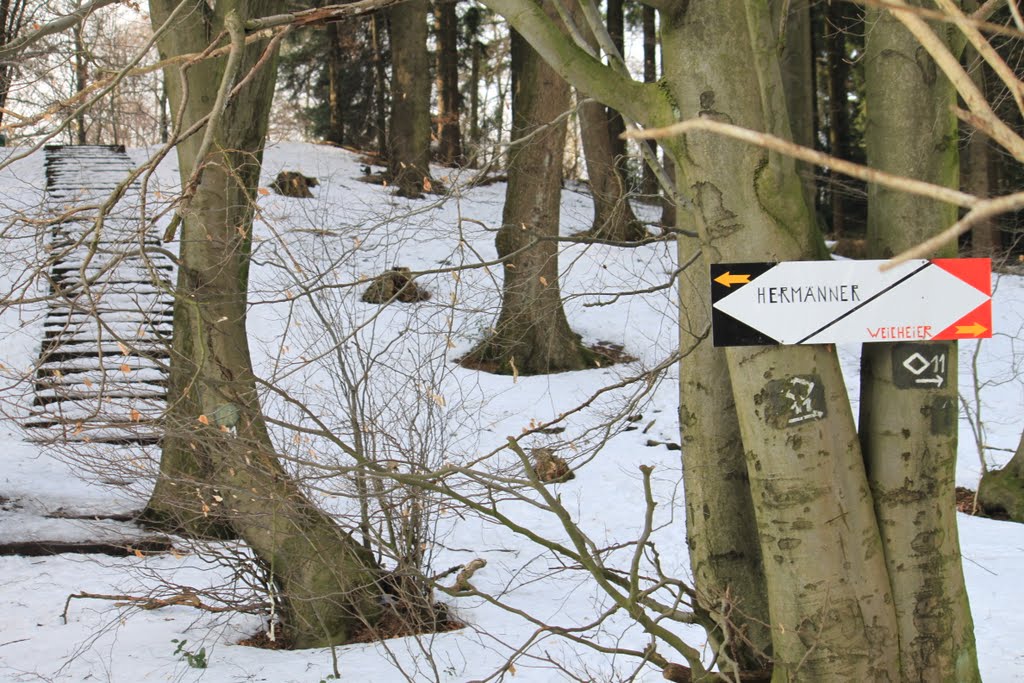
[0,0,121,62]
[624,117,980,209]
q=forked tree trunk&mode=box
[141,0,382,648]
[662,2,899,677]
[861,6,981,679]
[463,28,593,375]
[388,0,432,196]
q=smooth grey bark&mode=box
[678,252,772,673]
[862,7,981,680]
[142,0,382,647]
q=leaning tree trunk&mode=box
[388,0,433,196]
[862,8,982,680]
[463,27,593,375]
[661,1,900,677]
[141,0,382,647]
[979,429,1024,522]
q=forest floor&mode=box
[0,141,1021,682]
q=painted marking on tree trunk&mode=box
[891,344,949,389]
[710,259,992,346]
[763,375,827,429]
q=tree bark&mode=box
[978,430,1024,522]
[661,2,899,677]
[826,0,853,237]
[678,246,772,673]
[141,0,382,647]
[773,0,816,219]
[388,0,432,196]
[640,4,658,197]
[576,11,645,242]
[435,0,464,165]
[861,7,982,680]
[325,20,345,145]
[463,26,593,375]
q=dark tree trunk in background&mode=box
[325,20,345,145]
[388,0,432,196]
[605,0,626,161]
[640,4,658,196]
[826,0,853,236]
[463,29,593,375]
[371,14,388,158]
[435,0,464,165]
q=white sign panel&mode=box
[710,259,992,347]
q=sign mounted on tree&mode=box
[710,258,991,347]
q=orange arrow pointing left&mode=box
[715,272,751,288]
[955,322,987,337]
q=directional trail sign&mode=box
[710,258,991,347]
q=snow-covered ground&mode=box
[0,141,1021,682]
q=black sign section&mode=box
[891,343,948,390]
[762,374,827,429]
[710,262,778,347]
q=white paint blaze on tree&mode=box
[478,0,980,679]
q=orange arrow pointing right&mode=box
[956,322,987,337]
[714,272,751,288]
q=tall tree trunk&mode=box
[861,5,981,680]
[661,1,899,677]
[140,1,382,648]
[578,98,646,240]
[463,27,593,375]
[678,247,772,674]
[577,10,645,242]
[962,40,1000,255]
[826,0,852,237]
[371,14,388,159]
[73,21,87,144]
[604,0,626,161]
[640,4,658,197]
[388,0,433,196]
[325,20,345,145]
[435,0,464,165]
[773,0,816,220]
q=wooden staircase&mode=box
[26,145,174,445]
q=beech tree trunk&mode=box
[678,252,772,673]
[141,0,382,648]
[978,430,1024,522]
[861,6,981,679]
[577,13,645,242]
[388,0,432,196]
[463,26,593,375]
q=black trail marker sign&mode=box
[710,258,992,347]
